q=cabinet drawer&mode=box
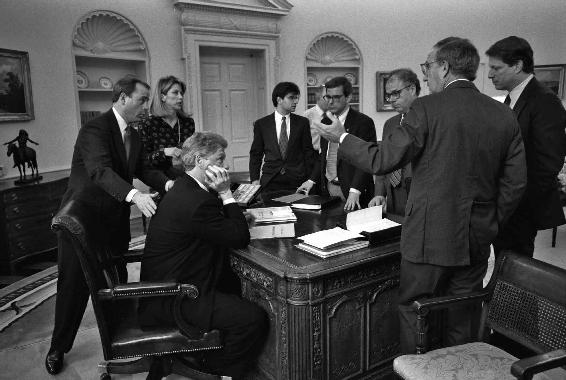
[5,201,59,220]
[3,187,51,205]
[7,214,55,237]
[9,232,58,261]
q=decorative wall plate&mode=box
[99,76,113,89]
[76,71,89,89]
[307,73,317,86]
[344,72,356,85]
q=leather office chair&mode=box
[394,252,566,380]
[51,199,222,380]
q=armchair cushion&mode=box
[393,342,565,380]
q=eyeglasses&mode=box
[323,94,345,102]
[420,60,440,75]
[385,85,412,102]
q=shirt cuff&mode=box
[339,132,349,144]
[222,197,236,205]
[307,179,316,185]
[349,188,361,194]
[165,180,175,192]
[125,189,138,203]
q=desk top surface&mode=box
[234,192,402,280]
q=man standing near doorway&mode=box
[249,82,315,193]
[299,77,376,210]
[314,38,526,353]
[370,69,420,215]
[486,36,566,258]
[304,84,329,153]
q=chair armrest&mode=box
[511,349,566,380]
[122,249,144,263]
[413,290,489,314]
[98,282,198,300]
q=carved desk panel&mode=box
[231,202,401,379]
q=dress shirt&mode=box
[304,104,325,151]
[112,107,138,202]
[274,110,291,142]
[508,74,534,109]
[187,173,235,205]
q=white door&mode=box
[200,47,264,172]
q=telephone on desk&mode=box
[231,183,261,207]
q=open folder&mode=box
[296,227,368,258]
[343,206,401,245]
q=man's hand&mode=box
[204,165,231,194]
[368,195,386,208]
[132,192,159,217]
[243,211,256,227]
[313,112,345,143]
[163,147,182,158]
[251,180,260,186]
[344,191,361,211]
[297,180,314,195]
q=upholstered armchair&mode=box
[394,252,566,380]
[51,199,222,380]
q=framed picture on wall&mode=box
[376,71,393,111]
[0,48,34,122]
[534,65,565,98]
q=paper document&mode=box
[250,223,295,239]
[299,227,363,250]
[272,193,309,203]
[247,206,297,223]
[346,206,401,233]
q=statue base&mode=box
[14,175,43,185]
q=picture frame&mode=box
[376,71,393,111]
[0,48,34,122]
[534,64,565,98]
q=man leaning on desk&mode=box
[139,132,268,379]
[314,37,527,354]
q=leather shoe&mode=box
[45,349,64,375]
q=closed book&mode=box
[247,206,297,224]
[291,195,340,210]
[296,240,369,258]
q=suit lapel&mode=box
[108,110,129,172]
[267,113,281,159]
[287,114,298,156]
[128,127,141,175]
[512,77,536,118]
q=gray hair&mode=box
[181,132,227,170]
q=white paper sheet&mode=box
[250,223,295,239]
[299,227,363,250]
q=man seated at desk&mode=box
[139,132,268,379]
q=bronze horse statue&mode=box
[7,142,38,181]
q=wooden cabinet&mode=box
[0,171,69,274]
[306,33,362,111]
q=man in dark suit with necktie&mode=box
[249,82,315,193]
[45,77,172,374]
[314,38,526,353]
[370,69,419,215]
[487,36,566,257]
[298,76,376,210]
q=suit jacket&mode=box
[139,174,250,329]
[62,109,168,249]
[509,77,566,229]
[310,108,376,203]
[249,113,316,187]
[375,114,412,215]
[340,81,527,266]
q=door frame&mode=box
[182,32,278,131]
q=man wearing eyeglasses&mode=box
[369,69,419,215]
[314,37,526,353]
[298,76,376,210]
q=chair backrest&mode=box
[483,252,566,354]
[51,199,122,358]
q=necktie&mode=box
[279,116,288,159]
[123,126,132,160]
[504,95,511,106]
[326,141,338,181]
[390,115,404,187]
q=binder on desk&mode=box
[338,206,402,246]
[290,195,340,210]
[232,183,261,207]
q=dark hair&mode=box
[434,37,480,81]
[272,82,300,107]
[181,132,228,170]
[486,36,534,74]
[150,75,188,117]
[324,76,353,97]
[388,68,421,96]
[433,36,462,50]
[111,77,150,103]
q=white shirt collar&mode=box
[445,78,469,88]
[187,173,209,192]
[508,74,534,109]
[336,106,350,124]
[112,107,128,134]
[274,109,290,123]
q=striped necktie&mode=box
[389,115,404,187]
[123,126,132,160]
[279,116,288,158]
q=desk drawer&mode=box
[9,232,57,261]
[5,201,59,220]
[6,214,55,237]
[3,187,51,205]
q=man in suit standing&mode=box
[486,36,566,257]
[314,38,526,353]
[298,77,376,210]
[139,132,267,378]
[249,82,315,193]
[369,69,419,215]
[304,84,329,152]
[45,78,173,374]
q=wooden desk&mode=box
[231,200,401,380]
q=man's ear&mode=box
[515,60,524,74]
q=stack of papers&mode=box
[247,206,297,224]
[296,227,368,258]
[249,223,295,240]
[346,206,401,233]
